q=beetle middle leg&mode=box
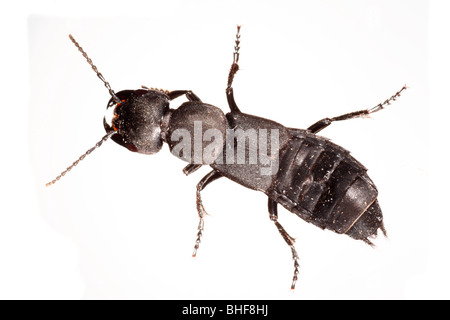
[183,163,202,176]
[226,25,242,113]
[269,198,300,290]
[192,170,223,257]
[307,85,407,134]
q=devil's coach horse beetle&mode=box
[47,26,407,289]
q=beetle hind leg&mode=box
[192,170,222,257]
[269,198,300,290]
[307,85,408,134]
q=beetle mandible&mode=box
[47,27,407,289]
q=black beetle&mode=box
[47,27,406,289]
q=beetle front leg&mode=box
[167,90,202,102]
[192,170,223,257]
[140,86,201,102]
[269,198,300,290]
[307,85,407,134]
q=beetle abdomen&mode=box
[269,129,385,242]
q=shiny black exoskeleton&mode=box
[47,28,407,289]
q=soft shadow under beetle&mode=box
[47,27,407,289]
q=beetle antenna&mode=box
[69,34,121,104]
[46,132,115,187]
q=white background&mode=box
[0,0,447,299]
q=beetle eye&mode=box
[106,90,134,110]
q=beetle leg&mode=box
[167,90,202,102]
[226,88,241,113]
[192,170,223,257]
[307,85,408,134]
[226,26,242,113]
[268,198,300,290]
[183,164,202,176]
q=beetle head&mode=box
[46,35,171,187]
[104,89,169,154]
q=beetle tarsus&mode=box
[291,246,300,290]
[192,218,204,257]
[274,220,300,290]
[192,171,223,256]
[226,25,241,91]
[269,199,300,289]
[226,26,242,113]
